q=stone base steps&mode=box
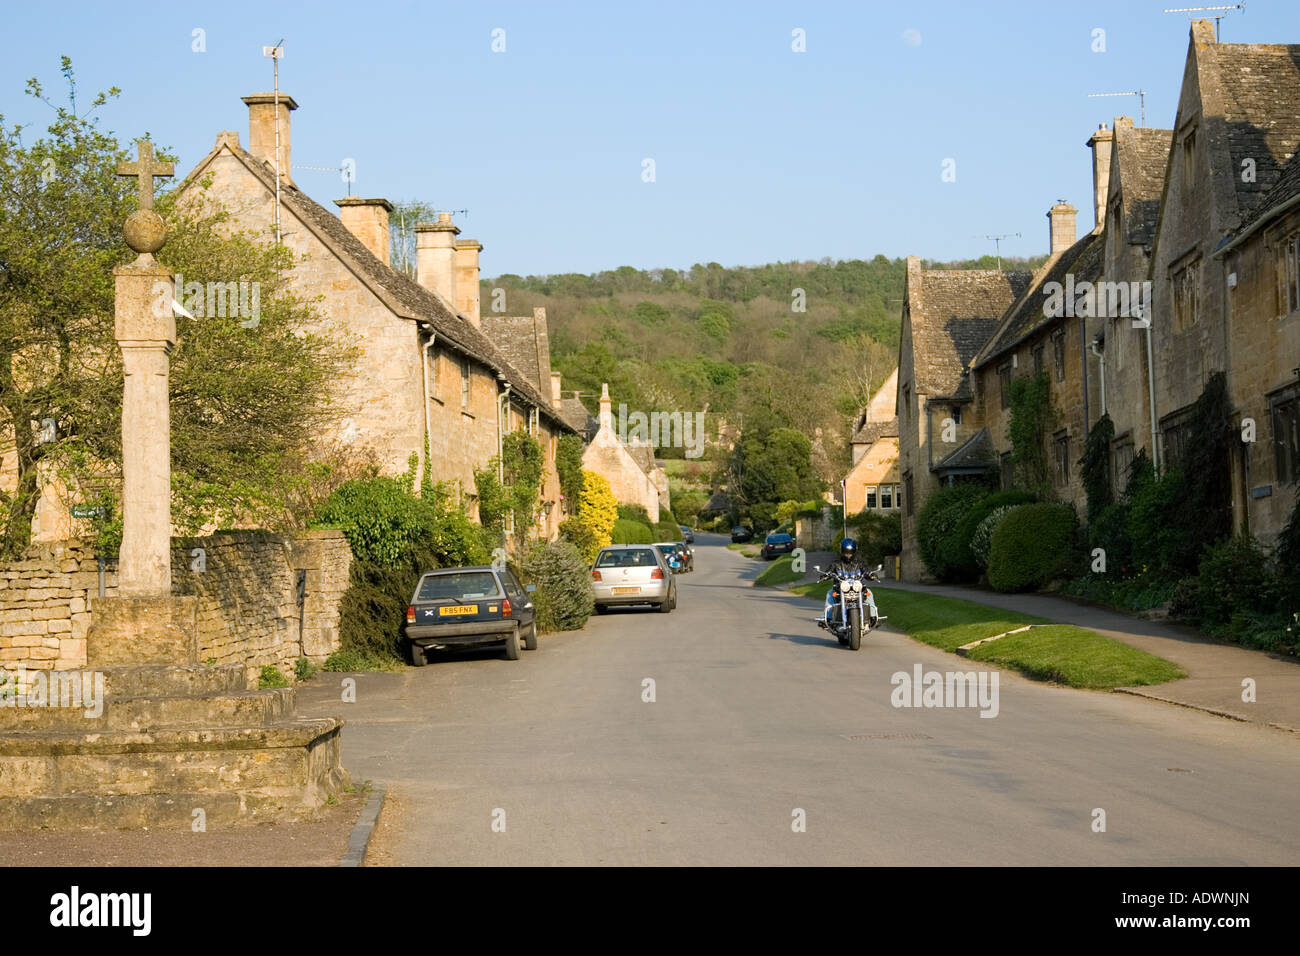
[0,687,295,732]
[0,717,348,828]
[0,787,341,830]
[101,664,249,697]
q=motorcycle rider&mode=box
[820,537,879,628]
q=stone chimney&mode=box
[241,93,298,186]
[551,372,563,406]
[1047,200,1077,256]
[1086,122,1114,232]
[335,197,394,265]
[455,238,483,324]
[415,213,460,307]
[599,383,612,432]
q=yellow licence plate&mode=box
[440,604,478,616]
[613,587,639,595]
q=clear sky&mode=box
[4,1,1297,276]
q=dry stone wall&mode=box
[0,530,351,686]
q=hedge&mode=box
[610,518,656,544]
[948,489,1036,579]
[987,502,1079,592]
[970,504,1021,571]
[917,483,987,581]
[654,521,683,541]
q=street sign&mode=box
[70,505,106,519]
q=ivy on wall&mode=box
[1008,371,1059,500]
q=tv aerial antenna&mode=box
[1163,5,1245,41]
[262,38,285,243]
[1088,90,1147,126]
[974,233,1021,271]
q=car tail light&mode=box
[651,568,664,580]
[592,569,602,582]
[406,605,415,624]
[502,598,512,617]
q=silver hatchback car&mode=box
[592,544,677,613]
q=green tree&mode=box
[727,413,824,529]
[388,199,438,277]
[0,62,352,557]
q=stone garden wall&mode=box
[0,530,352,685]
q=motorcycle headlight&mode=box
[849,581,862,593]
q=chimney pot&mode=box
[599,383,612,431]
[415,215,462,311]
[454,238,484,325]
[551,372,562,406]
[336,197,395,266]
[241,93,298,186]
[1086,123,1115,231]
[1047,201,1078,256]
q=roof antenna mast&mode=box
[1087,90,1147,127]
[1162,5,1246,42]
[263,38,285,244]
[974,233,1021,271]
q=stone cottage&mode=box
[581,384,668,523]
[1146,22,1300,544]
[843,369,900,515]
[969,203,1103,514]
[171,92,574,536]
[895,259,1031,577]
[1088,117,1173,491]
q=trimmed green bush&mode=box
[970,504,1021,571]
[949,489,1036,579]
[611,518,655,544]
[654,521,683,541]
[987,502,1079,592]
[917,483,986,581]
[517,539,595,632]
[616,503,652,524]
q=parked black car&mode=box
[761,532,796,560]
[404,566,538,665]
[679,525,695,544]
[730,526,755,543]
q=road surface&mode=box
[298,534,1300,865]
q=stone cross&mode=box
[115,140,174,213]
[112,142,176,598]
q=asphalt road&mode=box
[298,534,1300,865]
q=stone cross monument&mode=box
[113,140,175,598]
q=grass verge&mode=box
[965,624,1185,688]
[791,584,1185,689]
[754,555,803,587]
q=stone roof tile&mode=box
[909,269,1032,395]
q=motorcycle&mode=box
[815,564,884,651]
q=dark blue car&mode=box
[761,533,796,560]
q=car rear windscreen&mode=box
[596,549,658,568]
[417,571,501,601]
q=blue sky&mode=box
[4,1,1297,276]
